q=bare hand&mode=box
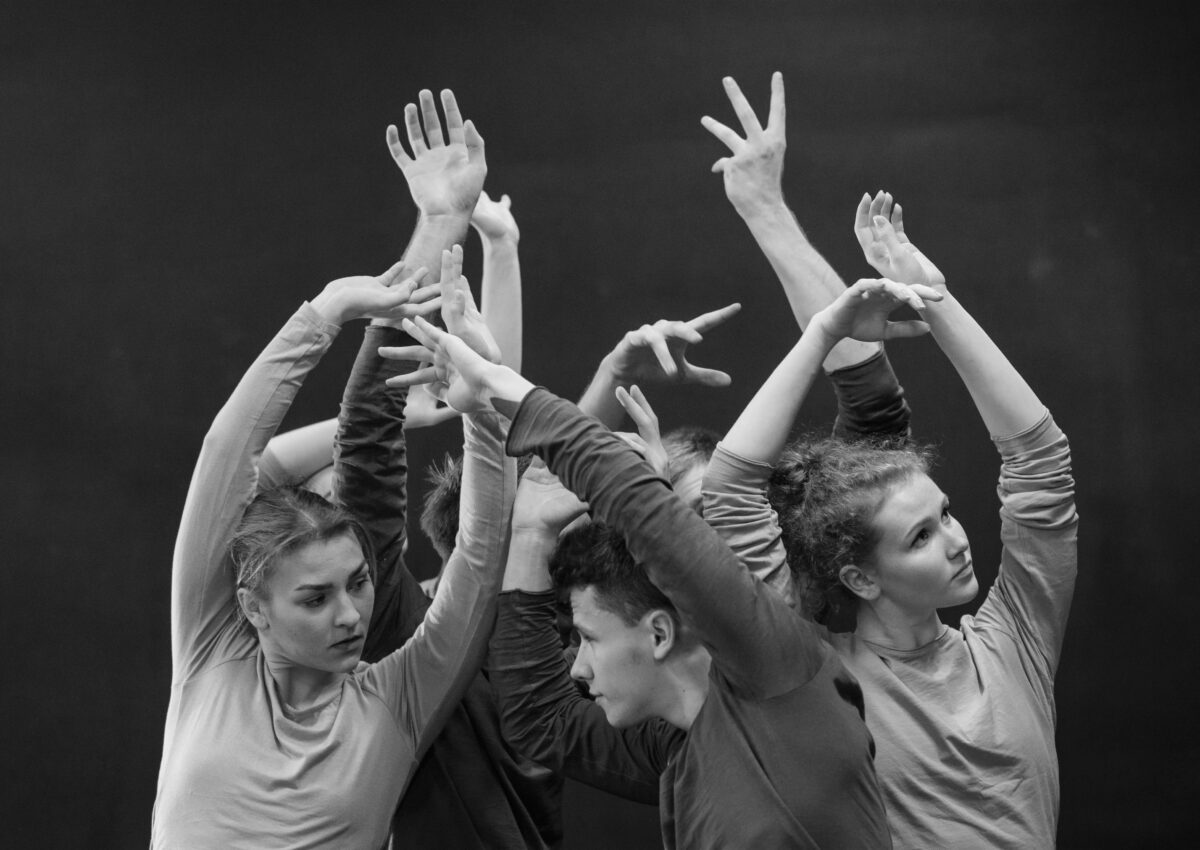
[403,385,461,430]
[813,278,943,344]
[387,89,486,217]
[512,459,588,534]
[854,192,946,292]
[614,385,669,478]
[438,244,502,364]
[311,262,439,325]
[380,316,509,414]
[700,72,786,215]
[606,302,741,386]
[470,191,519,243]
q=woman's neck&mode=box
[263,653,343,712]
[854,601,945,651]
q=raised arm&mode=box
[471,190,523,372]
[857,199,1043,437]
[486,461,670,801]
[171,264,431,675]
[577,303,740,428]
[388,318,833,699]
[369,259,519,758]
[701,72,876,372]
[860,198,1077,671]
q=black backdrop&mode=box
[3,1,1198,846]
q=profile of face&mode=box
[852,472,977,613]
[241,534,374,675]
[568,586,665,728]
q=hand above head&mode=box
[512,458,589,535]
[811,277,943,345]
[701,72,787,216]
[437,244,502,364]
[379,315,533,416]
[387,88,487,218]
[310,261,440,325]
[854,192,947,292]
[470,190,520,244]
[604,302,741,386]
[402,385,461,430]
[614,385,669,478]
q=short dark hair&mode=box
[549,520,677,628]
[230,485,376,623]
[661,425,721,490]
[768,437,933,622]
[420,451,536,561]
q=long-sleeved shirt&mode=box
[492,387,891,850]
[334,324,562,849]
[703,410,1077,849]
[151,304,512,850]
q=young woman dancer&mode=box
[703,196,1077,848]
[151,246,516,848]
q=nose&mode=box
[569,645,592,683]
[946,517,970,560]
[333,591,361,630]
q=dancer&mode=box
[383,294,910,848]
[706,195,1077,848]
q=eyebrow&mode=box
[901,495,950,540]
[293,561,368,593]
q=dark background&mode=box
[3,1,1197,846]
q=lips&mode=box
[332,635,364,651]
[953,561,974,580]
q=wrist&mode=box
[732,191,789,223]
[480,231,520,250]
[485,364,535,408]
[805,311,843,352]
[309,288,349,325]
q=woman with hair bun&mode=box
[703,193,1077,849]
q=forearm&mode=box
[259,417,337,490]
[488,591,666,802]
[480,235,523,371]
[335,325,432,658]
[372,211,472,330]
[737,201,877,371]
[924,291,1044,438]
[402,412,516,753]
[828,349,912,442]
[508,389,824,693]
[719,325,835,464]
[575,355,626,429]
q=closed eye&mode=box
[303,595,325,608]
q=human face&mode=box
[258,534,374,675]
[865,473,977,614]
[568,586,662,728]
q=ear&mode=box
[839,563,880,601]
[237,587,270,631]
[645,609,677,661]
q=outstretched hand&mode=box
[854,192,946,292]
[387,89,486,217]
[606,302,741,386]
[470,190,519,243]
[700,72,786,215]
[311,261,439,325]
[813,278,943,344]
